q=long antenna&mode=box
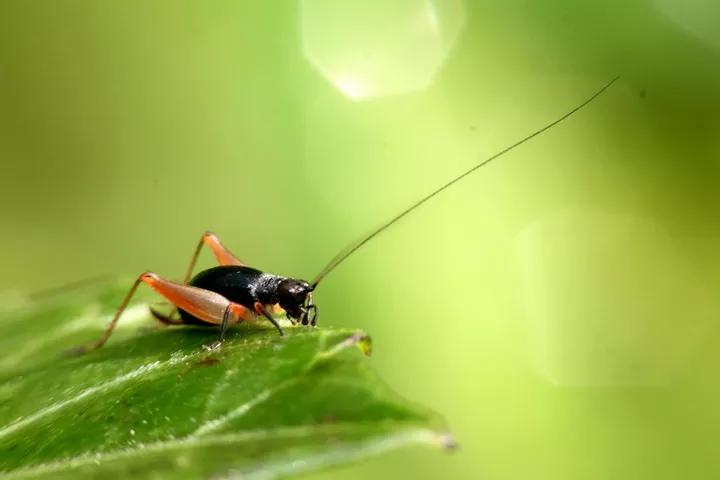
[311,77,619,288]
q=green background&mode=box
[1,1,719,479]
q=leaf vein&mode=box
[3,424,442,479]
[0,352,196,441]
[190,331,365,437]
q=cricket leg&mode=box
[254,302,285,336]
[149,303,183,325]
[183,231,245,283]
[204,304,237,351]
[68,272,253,354]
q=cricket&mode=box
[69,77,619,354]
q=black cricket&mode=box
[72,78,618,354]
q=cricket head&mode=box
[276,278,317,326]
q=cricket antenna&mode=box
[310,77,620,288]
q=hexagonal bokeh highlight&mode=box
[301,0,465,100]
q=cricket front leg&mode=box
[254,302,285,336]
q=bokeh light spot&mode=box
[300,0,465,100]
[514,209,712,386]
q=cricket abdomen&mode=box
[178,265,266,325]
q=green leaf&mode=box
[0,282,453,479]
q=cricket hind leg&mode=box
[183,231,246,283]
[66,271,253,355]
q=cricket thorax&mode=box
[250,273,285,304]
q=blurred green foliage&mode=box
[1,1,719,479]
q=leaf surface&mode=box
[0,282,452,479]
